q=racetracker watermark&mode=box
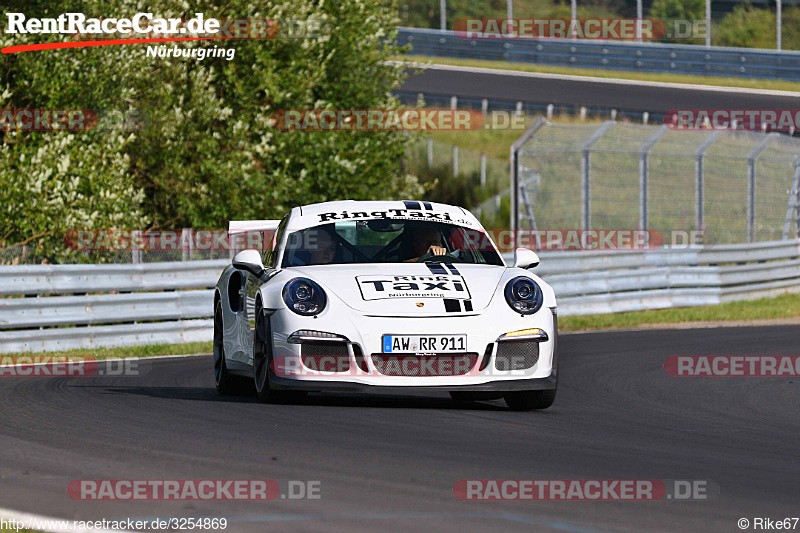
[0,109,95,131]
[665,109,800,132]
[452,18,668,40]
[64,229,276,252]
[1,518,228,532]
[274,353,485,377]
[71,17,279,40]
[0,355,144,377]
[64,228,707,252]
[67,479,321,500]
[477,229,666,251]
[1,109,148,132]
[272,109,492,131]
[453,479,716,500]
[664,356,800,377]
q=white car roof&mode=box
[286,200,483,231]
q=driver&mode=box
[307,227,337,264]
[403,225,447,263]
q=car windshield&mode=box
[281,220,503,267]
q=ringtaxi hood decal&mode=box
[356,274,471,301]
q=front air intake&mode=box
[495,342,539,371]
[300,342,350,373]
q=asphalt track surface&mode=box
[399,65,800,114]
[1,325,798,532]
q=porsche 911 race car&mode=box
[213,200,558,410]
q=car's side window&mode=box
[264,215,288,268]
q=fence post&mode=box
[796,162,800,238]
[131,231,142,264]
[783,158,800,239]
[580,122,615,230]
[450,96,457,110]
[480,153,487,187]
[581,155,590,229]
[636,0,643,43]
[181,228,192,261]
[695,131,722,243]
[481,98,488,116]
[510,117,548,233]
[452,145,458,176]
[747,134,776,242]
[427,138,433,167]
[639,126,668,230]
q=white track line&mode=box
[0,506,132,533]
[393,60,800,97]
[0,352,207,368]
[88,352,208,364]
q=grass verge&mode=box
[398,55,800,93]
[0,341,212,360]
[559,292,800,331]
[416,114,607,161]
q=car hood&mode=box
[287,263,506,316]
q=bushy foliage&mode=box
[715,4,800,50]
[1,0,421,262]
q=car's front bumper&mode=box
[266,307,559,390]
[269,372,556,392]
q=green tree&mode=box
[715,4,800,50]
[651,0,704,22]
[650,0,705,43]
[1,0,422,262]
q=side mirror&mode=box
[513,247,540,269]
[232,249,265,276]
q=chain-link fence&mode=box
[513,120,800,244]
[406,136,510,228]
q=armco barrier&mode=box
[0,260,225,354]
[1,240,799,353]
[530,239,800,315]
[396,27,800,81]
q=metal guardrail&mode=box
[0,260,225,354]
[530,239,800,275]
[1,320,213,354]
[0,290,213,329]
[397,27,800,81]
[0,259,227,296]
[1,239,799,353]
[527,239,800,315]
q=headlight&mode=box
[283,278,327,316]
[504,276,543,315]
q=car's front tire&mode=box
[214,300,248,395]
[253,302,307,404]
[504,389,556,411]
[253,302,274,403]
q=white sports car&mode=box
[213,200,558,410]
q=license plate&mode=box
[382,334,467,353]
